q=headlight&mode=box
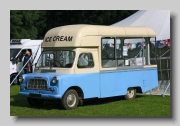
[19,76,24,83]
[52,76,58,84]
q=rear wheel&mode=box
[27,98,44,106]
[125,88,136,100]
[61,89,79,110]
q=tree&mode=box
[10,10,138,39]
[10,10,40,39]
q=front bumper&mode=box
[19,92,62,99]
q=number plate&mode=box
[29,93,42,98]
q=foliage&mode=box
[10,10,40,39]
[10,10,138,39]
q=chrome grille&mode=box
[27,79,48,90]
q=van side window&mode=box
[121,38,146,66]
[101,38,116,68]
[77,53,94,68]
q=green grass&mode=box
[10,85,171,116]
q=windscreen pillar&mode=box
[145,37,151,65]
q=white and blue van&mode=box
[19,25,158,110]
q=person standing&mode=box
[22,50,32,74]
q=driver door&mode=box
[16,49,31,74]
[75,48,100,98]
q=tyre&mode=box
[125,88,136,100]
[78,97,83,106]
[27,97,44,106]
[10,74,19,85]
[61,89,79,110]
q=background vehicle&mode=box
[10,39,43,84]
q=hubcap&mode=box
[127,89,134,98]
[67,93,76,107]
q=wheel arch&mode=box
[65,86,84,99]
[127,86,142,93]
[10,72,18,78]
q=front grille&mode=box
[27,79,48,90]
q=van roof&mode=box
[42,24,156,48]
[10,39,43,49]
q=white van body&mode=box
[10,39,43,84]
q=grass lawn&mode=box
[10,85,171,117]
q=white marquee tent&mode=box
[111,10,170,47]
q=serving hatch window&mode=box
[119,38,146,66]
[101,37,148,68]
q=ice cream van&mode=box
[19,25,158,110]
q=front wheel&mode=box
[61,89,79,110]
[10,74,19,85]
[125,88,136,100]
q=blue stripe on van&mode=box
[60,67,158,99]
[99,68,158,98]
[20,67,158,100]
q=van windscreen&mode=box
[36,50,75,68]
[10,49,21,61]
